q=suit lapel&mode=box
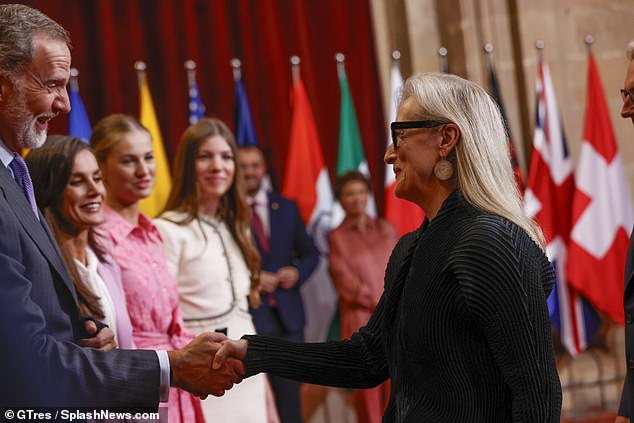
[0,165,77,301]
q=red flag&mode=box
[282,77,333,226]
[524,59,594,356]
[384,60,424,236]
[567,53,633,325]
[282,76,337,343]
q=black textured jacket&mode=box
[619,232,634,417]
[244,191,562,422]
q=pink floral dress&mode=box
[101,207,204,423]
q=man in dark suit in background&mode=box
[239,146,319,423]
[0,3,239,408]
[617,40,634,423]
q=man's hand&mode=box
[79,320,117,351]
[276,266,299,289]
[615,417,630,423]
[259,271,279,294]
[168,332,245,398]
[213,339,248,371]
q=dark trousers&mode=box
[270,372,303,423]
[257,308,304,423]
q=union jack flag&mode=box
[524,58,599,356]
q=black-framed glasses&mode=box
[390,120,446,149]
[620,88,634,104]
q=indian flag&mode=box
[282,75,336,342]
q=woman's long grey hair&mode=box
[400,72,544,247]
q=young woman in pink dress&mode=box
[90,114,204,423]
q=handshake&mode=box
[167,332,249,398]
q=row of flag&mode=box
[68,49,632,356]
[523,51,632,356]
[67,56,412,232]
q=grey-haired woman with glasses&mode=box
[214,73,562,423]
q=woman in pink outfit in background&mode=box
[328,171,399,423]
[90,114,204,423]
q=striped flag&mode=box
[282,75,336,342]
[331,60,376,227]
[567,52,633,325]
[282,77,333,230]
[384,58,425,236]
[138,74,171,218]
[524,58,598,356]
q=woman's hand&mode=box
[213,339,248,371]
[79,320,117,351]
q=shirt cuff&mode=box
[156,350,171,402]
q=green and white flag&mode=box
[331,59,377,227]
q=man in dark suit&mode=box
[239,146,319,423]
[0,3,239,408]
[617,40,634,423]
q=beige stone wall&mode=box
[515,0,634,188]
[370,0,634,417]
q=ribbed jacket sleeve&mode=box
[242,231,420,389]
[243,308,388,389]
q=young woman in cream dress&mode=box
[155,118,274,423]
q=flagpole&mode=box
[134,60,147,89]
[483,43,494,71]
[438,47,448,73]
[231,58,242,82]
[69,68,80,92]
[335,52,345,78]
[290,55,301,83]
[535,39,545,60]
[392,50,401,65]
[584,34,594,53]
[184,59,197,92]
[390,50,401,126]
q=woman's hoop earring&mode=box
[433,154,454,181]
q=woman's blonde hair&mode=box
[161,118,261,307]
[90,114,149,165]
[400,72,545,247]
